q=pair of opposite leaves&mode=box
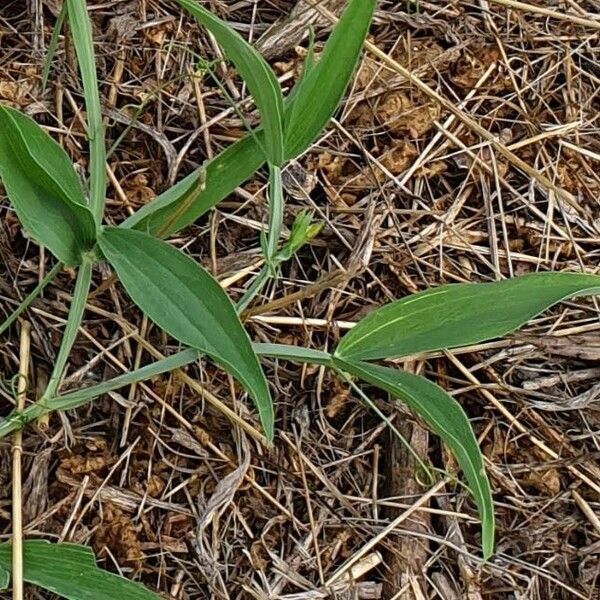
[0,0,379,443]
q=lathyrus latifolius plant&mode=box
[0,0,599,597]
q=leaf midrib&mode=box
[338,276,600,359]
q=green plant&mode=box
[0,542,156,600]
[0,0,599,597]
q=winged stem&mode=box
[42,257,93,402]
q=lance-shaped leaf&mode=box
[0,540,158,599]
[123,133,265,238]
[284,28,316,108]
[336,272,600,362]
[335,358,494,559]
[283,0,376,160]
[122,0,375,238]
[173,0,284,165]
[0,105,96,265]
[98,227,274,439]
[66,0,107,223]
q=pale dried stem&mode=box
[486,0,600,30]
[11,321,31,600]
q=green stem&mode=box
[0,347,201,439]
[0,262,63,336]
[0,342,334,439]
[42,257,93,401]
[254,343,332,366]
[236,265,270,314]
[0,407,45,440]
[265,164,283,267]
[239,164,285,311]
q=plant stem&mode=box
[0,347,201,440]
[265,164,283,268]
[43,258,93,402]
[0,262,63,336]
[0,342,333,440]
[11,322,30,600]
[238,165,285,311]
[253,343,332,366]
[236,265,270,314]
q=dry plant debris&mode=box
[1,0,600,598]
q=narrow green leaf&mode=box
[264,164,284,262]
[0,349,202,441]
[98,227,274,439]
[284,27,316,108]
[173,0,284,165]
[123,0,374,237]
[0,540,158,599]
[336,273,600,362]
[0,564,8,590]
[283,0,376,159]
[42,1,68,91]
[122,133,265,237]
[276,209,322,262]
[52,348,202,411]
[335,358,494,559]
[66,0,107,223]
[0,105,96,265]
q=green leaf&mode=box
[283,0,376,160]
[66,0,107,223]
[173,0,284,165]
[336,272,600,362]
[42,1,68,91]
[275,209,322,262]
[98,227,274,439]
[335,358,494,559]
[122,133,265,238]
[122,0,375,238]
[264,164,284,263]
[0,540,158,599]
[285,27,316,108]
[0,564,8,590]
[0,349,202,440]
[0,105,96,265]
